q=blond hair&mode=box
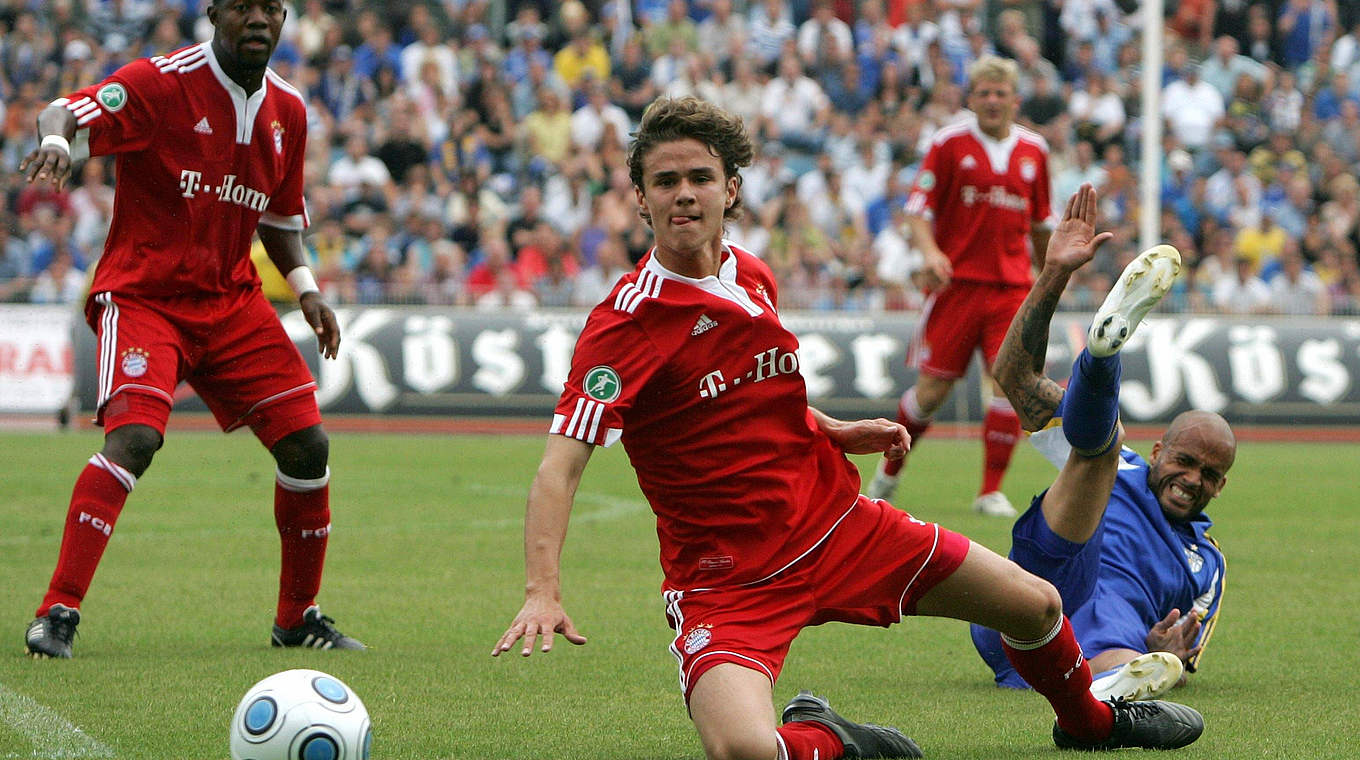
[968,55,1020,92]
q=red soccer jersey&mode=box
[905,114,1053,287]
[552,243,861,591]
[56,42,309,299]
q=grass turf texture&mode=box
[0,429,1354,759]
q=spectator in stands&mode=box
[28,246,85,305]
[329,133,395,211]
[697,0,746,67]
[1212,254,1273,314]
[1277,0,1337,69]
[0,216,34,302]
[1268,246,1329,315]
[570,79,631,152]
[761,53,831,154]
[400,16,458,99]
[1234,210,1288,272]
[746,0,796,69]
[1162,60,1225,152]
[643,0,699,59]
[797,0,853,71]
[375,104,430,185]
[523,86,573,171]
[1202,35,1267,100]
[316,45,374,122]
[553,4,610,89]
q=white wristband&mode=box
[285,266,320,298]
[41,134,71,154]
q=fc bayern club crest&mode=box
[271,120,284,154]
[1020,157,1037,182]
[683,624,713,655]
[120,347,150,378]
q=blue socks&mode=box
[1060,349,1122,457]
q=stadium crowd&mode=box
[2,0,1360,315]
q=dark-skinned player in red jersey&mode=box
[20,0,362,658]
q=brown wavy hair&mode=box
[627,96,754,225]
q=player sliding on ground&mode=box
[971,183,1234,710]
[494,98,1204,758]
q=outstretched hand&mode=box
[493,595,588,658]
[1145,608,1202,667]
[1044,183,1113,274]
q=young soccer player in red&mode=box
[19,0,362,658]
[494,97,1203,758]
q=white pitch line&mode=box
[0,682,113,759]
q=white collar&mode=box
[202,40,270,144]
[644,242,765,316]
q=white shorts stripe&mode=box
[683,651,774,695]
[96,293,117,407]
[895,523,941,620]
[223,381,318,432]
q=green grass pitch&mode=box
[0,428,1354,758]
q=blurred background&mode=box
[2,0,1357,317]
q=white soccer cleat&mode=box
[1087,244,1181,358]
[1090,651,1185,702]
[971,490,1017,518]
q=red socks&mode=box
[981,398,1021,495]
[38,455,135,616]
[274,468,331,629]
[1002,616,1114,741]
[883,388,933,477]
[778,720,844,759]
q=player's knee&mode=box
[102,424,163,477]
[702,733,778,760]
[271,424,328,480]
[1025,575,1064,632]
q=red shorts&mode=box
[86,289,320,448]
[663,495,970,703]
[908,281,1029,379]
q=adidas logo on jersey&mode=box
[691,314,718,336]
[193,117,213,135]
[960,155,977,169]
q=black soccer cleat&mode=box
[270,605,365,650]
[1053,697,1204,751]
[26,604,80,659]
[782,690,924,759]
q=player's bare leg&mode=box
[689,665,780,760]
[690,664,920,759]
[867,375,952,503]
[26,423,163,658]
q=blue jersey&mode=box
[972,433,1225,687]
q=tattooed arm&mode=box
[994,184,1113,432]
[994,268,1072,431]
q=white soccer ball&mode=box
[229,669,372,760]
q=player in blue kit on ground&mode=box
[971,184,1234,710]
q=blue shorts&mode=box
[970,489,1107,688]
